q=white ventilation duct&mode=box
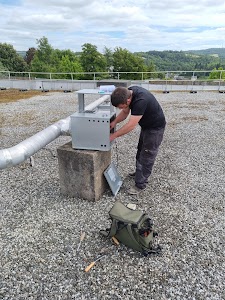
[0,94,111,170]
[0,117,71,170]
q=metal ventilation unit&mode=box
[70,87,116,151]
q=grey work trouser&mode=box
[135,126,165,189]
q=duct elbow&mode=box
[0,149,11,169]
[59,117,71,135]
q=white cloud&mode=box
[0,0,225,51]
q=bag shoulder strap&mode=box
[100,219,118,238]
[126,224,144,251]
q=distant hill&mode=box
[16,48,225,72]
[135,48,225,71]
[186,48,225,58]
[17,51,26,58]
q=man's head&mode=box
[111,87,132,109]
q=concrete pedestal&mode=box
[57,142,111,201]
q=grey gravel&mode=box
[0,91,225,300]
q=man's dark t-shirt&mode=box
[128,86,166,129]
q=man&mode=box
[110,86,166,195]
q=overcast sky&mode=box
[0,0,225,53]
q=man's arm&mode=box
[110,115,142,141]
[110,107,130,129]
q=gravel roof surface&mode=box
[0,91,225,300]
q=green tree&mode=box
[54,49,80,62]
[103,46,114,72]
[25,47,36,65]
[0,43,27,72]
[145,60,157,78]
[80,43,107,79]
[35,36,53,65]
[209,67,225,80]
[31,37,54,74]
[56,55,83,79]
[30,37,84,78]
[113,47,147,80]
[0,61,8,78]
[0,61,6,71]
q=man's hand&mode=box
[110,120,117,130]
[110,115,142,142]
[110,133,116,142]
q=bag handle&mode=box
[127,224,162,256]
[139,217,153,235]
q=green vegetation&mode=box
[209,67,225,79]
[30,37,84,79]
[0,43,27,72]
[187,48,225,58]
[1,37,225,80]
[112,47,154,80]
[80,43,106,79]
[0,61,6,71]
[136,50,225,72]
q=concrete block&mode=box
[57,142,111,201]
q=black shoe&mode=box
[128,185,146,195]
[128,172,136,178]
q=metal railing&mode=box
[1,70,225,93]
[0,69,225,81]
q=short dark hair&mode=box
[111,87,131,107]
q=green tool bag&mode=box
[101,201,161,256]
